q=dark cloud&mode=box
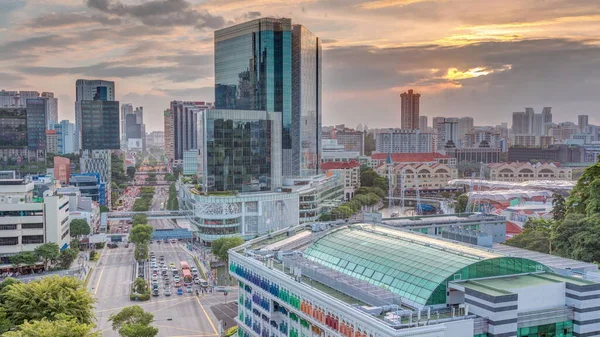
[31,12,121,28]
[86,0,225,29]
[16,56,212,82]
[322,38,600,126]
[0,35,75,61]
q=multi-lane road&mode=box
[89,185,234,337]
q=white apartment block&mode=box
[375,129,433,153]
[0,177,71,260]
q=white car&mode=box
[173,276,181,283]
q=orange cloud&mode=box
[359,0,444,9]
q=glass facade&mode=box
[202,110,281,192]
[214,18,293,175]
[182,150,198,176]
[304,226,550,306]
[80,100,120,150]
[292,24,322,176]
[178,184,298,242]
[25,99,48,151]
[517,320,573,337]
[0,107,27,148]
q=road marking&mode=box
[96,297,186,313]
[195,295,219,335]
[150,298,194,314]
[93,250,109,295]
[152,324,217,335]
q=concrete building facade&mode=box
[400,89,420,130]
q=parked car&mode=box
[177,288,183,295]
[164,289,172,296]
[152,289,159,297]
[186,286,193,293]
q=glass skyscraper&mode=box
[201,109,282,193]
[214,18,294,176]
[292,24,322,176]
[25,98,48,151]
[75,79,115,151]
[80,101,120,150]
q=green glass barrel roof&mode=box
[304,225,551,307]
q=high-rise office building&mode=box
[120,103,133,149]
[292,24,322,176]
[457,117,474,146]
[400,89,420,130]
[201,109,282,192]
[215,18,294,175]
[41,92,58,128]
[75,79,115,151]
[80,101,120,150]
[46,130,58,154]
[170,101,213,161]
[123,106,145,151]
[578,115,589,133]
[53,120,75,155]
[25,98,48,153]
[164,109,174,160]
[0,107,29,162]
[434,117,459,150]
[419,116,428,131]
[513,107,552,136]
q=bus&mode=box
[180,261,190,270]
[182,269,193,284]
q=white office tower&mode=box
[0,176,71,258]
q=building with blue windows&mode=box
[215,18,297,176]
[74,79,115,151]
[70,173,106,206]
[53,120,75,154]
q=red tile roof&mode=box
[506,221,524,235]
[321,160,361,170]
[371,153,450,162]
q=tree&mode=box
[127,166,136,180]
[10,252,38,272]
[109,306,158,337]
[134,245,149,262]
[454,194,469,213]
[35,243,60,270]
[211,237,244,263]
[132,278,147,294]
[318,214,331,221]
[100,206,110,213]
[551,193,566,222]
[129,225,153,246]
[70,219,91,237]
[505,219,552,254]
[1,276,95,326]
[373,176,388,191]
[4,314,100,337]
[132,214,148,226]
[566,158,600,215]
[57,247,79,269]
[360,169,378,187]
[0,308,12,334]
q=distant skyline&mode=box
[1,0,599,131]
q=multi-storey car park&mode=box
[229,224,600,337]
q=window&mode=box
[22,235,44,244]
[61,229,70,240]
[22,223,43,229]
[0,224,17,230]
[0,237,18,246]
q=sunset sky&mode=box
[1,0,599,131]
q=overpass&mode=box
[99,210,192,232]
